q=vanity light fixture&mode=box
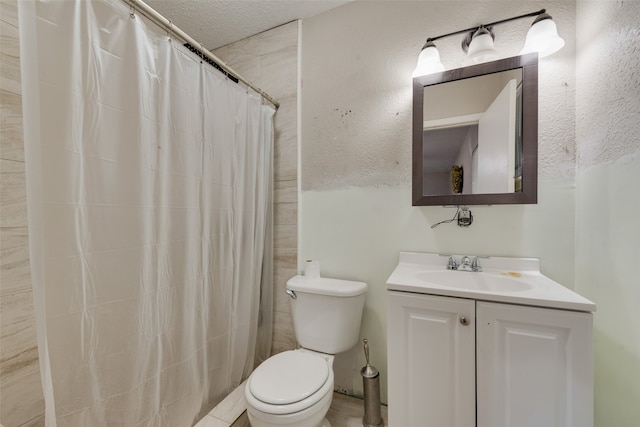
[413,8,564,77]
[412,41,445,78]
[520,12,565,58]
[463,26,499,65]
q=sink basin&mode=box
[416,271,532,292]
[386,252,597,312]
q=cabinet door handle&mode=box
[459,316,470,326]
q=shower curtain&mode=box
[19,1,274,425]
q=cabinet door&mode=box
[477,302,593,427]
[388,291,475,427]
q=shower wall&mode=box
[0,1,46,426]
[214,21,300,356]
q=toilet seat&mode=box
[250,350,329,405]
[246,350,334,415]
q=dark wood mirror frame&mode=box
[412,53,538,206]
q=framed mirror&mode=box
[412,53,538,206]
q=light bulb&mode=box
[520,14,565,58]
[464,27,499,65]
[413,42,445,78]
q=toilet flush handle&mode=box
[285,288,297,299]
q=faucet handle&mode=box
[471,256,482,272]
[447,256,457,270]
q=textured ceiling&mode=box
[143,0,350,50]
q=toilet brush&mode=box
[361,339,384,427]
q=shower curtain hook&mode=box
[167,19,173,41]
[129,0,136,19]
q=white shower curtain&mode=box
[19,1,274,425]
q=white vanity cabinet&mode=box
[476,301,593,427]
[387,291,476,427]
[387,291,594,427]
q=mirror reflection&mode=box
[422,69,523,196]
[412,54,538,206]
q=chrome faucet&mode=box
[447,255,482,272]
[458,256,473,271]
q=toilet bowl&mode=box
[245,349,334,427]
[244,275,368,427]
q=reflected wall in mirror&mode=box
[413,54,538,206]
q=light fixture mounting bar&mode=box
[426,8,546,43]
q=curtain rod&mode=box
[123,0,280,109]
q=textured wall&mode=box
[144,0,347,52]
[214,21,300,356]
[300,0,577,402]
[0,1,46,426]
[575,1,640,426]
[301,0,576,191]
[576,1,640,168]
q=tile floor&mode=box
[195,381,388,427]
[195,381,248,427]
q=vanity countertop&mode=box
[387,252,596,312]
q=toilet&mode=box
[245,275,368,427]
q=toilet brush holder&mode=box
[361,339,384,427]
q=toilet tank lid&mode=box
[287,276,367,297]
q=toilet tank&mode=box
[286,276,367,354]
